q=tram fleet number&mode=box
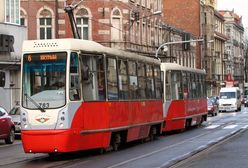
[39,103,49,108]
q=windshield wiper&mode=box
[24,93,45,112]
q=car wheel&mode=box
[5,128,15,144]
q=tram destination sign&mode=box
[0,34,14,52]
[24,52,66,62]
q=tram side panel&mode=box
[60,100,163,152]
[162,100,186,132]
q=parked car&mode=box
[208,99,218,116]
[243,95,248,107]
[208,96,219,107]
[8,106,21,135]
[0,106,15,144]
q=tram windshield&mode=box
[22,52,67,109]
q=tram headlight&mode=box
[59,123,64,128]
[24,124,28,129]
[21,110,30,130]
[56,110,68,129]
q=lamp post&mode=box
[155,39,204,59]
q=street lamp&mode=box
[155,39,204,58]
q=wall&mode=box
[163,0,201,68]
[0,23,27,111]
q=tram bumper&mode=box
[21,129,76,153]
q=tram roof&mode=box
[22,38,160,64]
[161,63,206,74]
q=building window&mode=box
[142,20,146,43]
[154,0,161,12]
[76,8,90,40]
[5,0,20,24]
[147,0,151,9]
[20,9,27,26]
[38,9,53,39]
[141,0,146,7]
[136,21,140,43]
[111,8,122,41]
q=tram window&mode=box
[188,72,192,99]
[154,66,162,99]
[107,57,118,100]
[128,61,138,99]
[182,71,189,99]
[96,56,106,100]
[118,59,129,100]
[81,55,106,101]
[146,65,155,99]
[161,71,164,100]
[196,74,201,98]
[165,71,171,101]
[192,74,197,99]
[202,75,207,97]
[171,71,183,100]
[137,63,146,99]
[69,52,81,101]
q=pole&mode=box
[64,1,84,39]
[155,39,204,58]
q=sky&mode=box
[217,0,248,28]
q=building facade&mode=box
[201,0,215,96]
[219,10,244,90]
[213,10,228,95]
[0,0,27,111]
[21,0,165,57]
[163,0,201,69]
[21,0,196,67]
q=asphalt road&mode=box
[173,126,248,168]
[1,107,248,168]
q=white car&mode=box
[8,106,21,135]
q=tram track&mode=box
[169,126,248,168]
[105,131,213,168]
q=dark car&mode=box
[0,106,15,144]
[8,106,21,135]
[208,99,218,116]
[243,95,248,107]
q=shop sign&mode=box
[0,34,14,52]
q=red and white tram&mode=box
[161,63,207,132]
[20,39,163,154]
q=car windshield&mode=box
[22,52,67,109]
[220,92,235,99]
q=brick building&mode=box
[163,0,202,69]
[21,0,166,57]
[21,0,197,66]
